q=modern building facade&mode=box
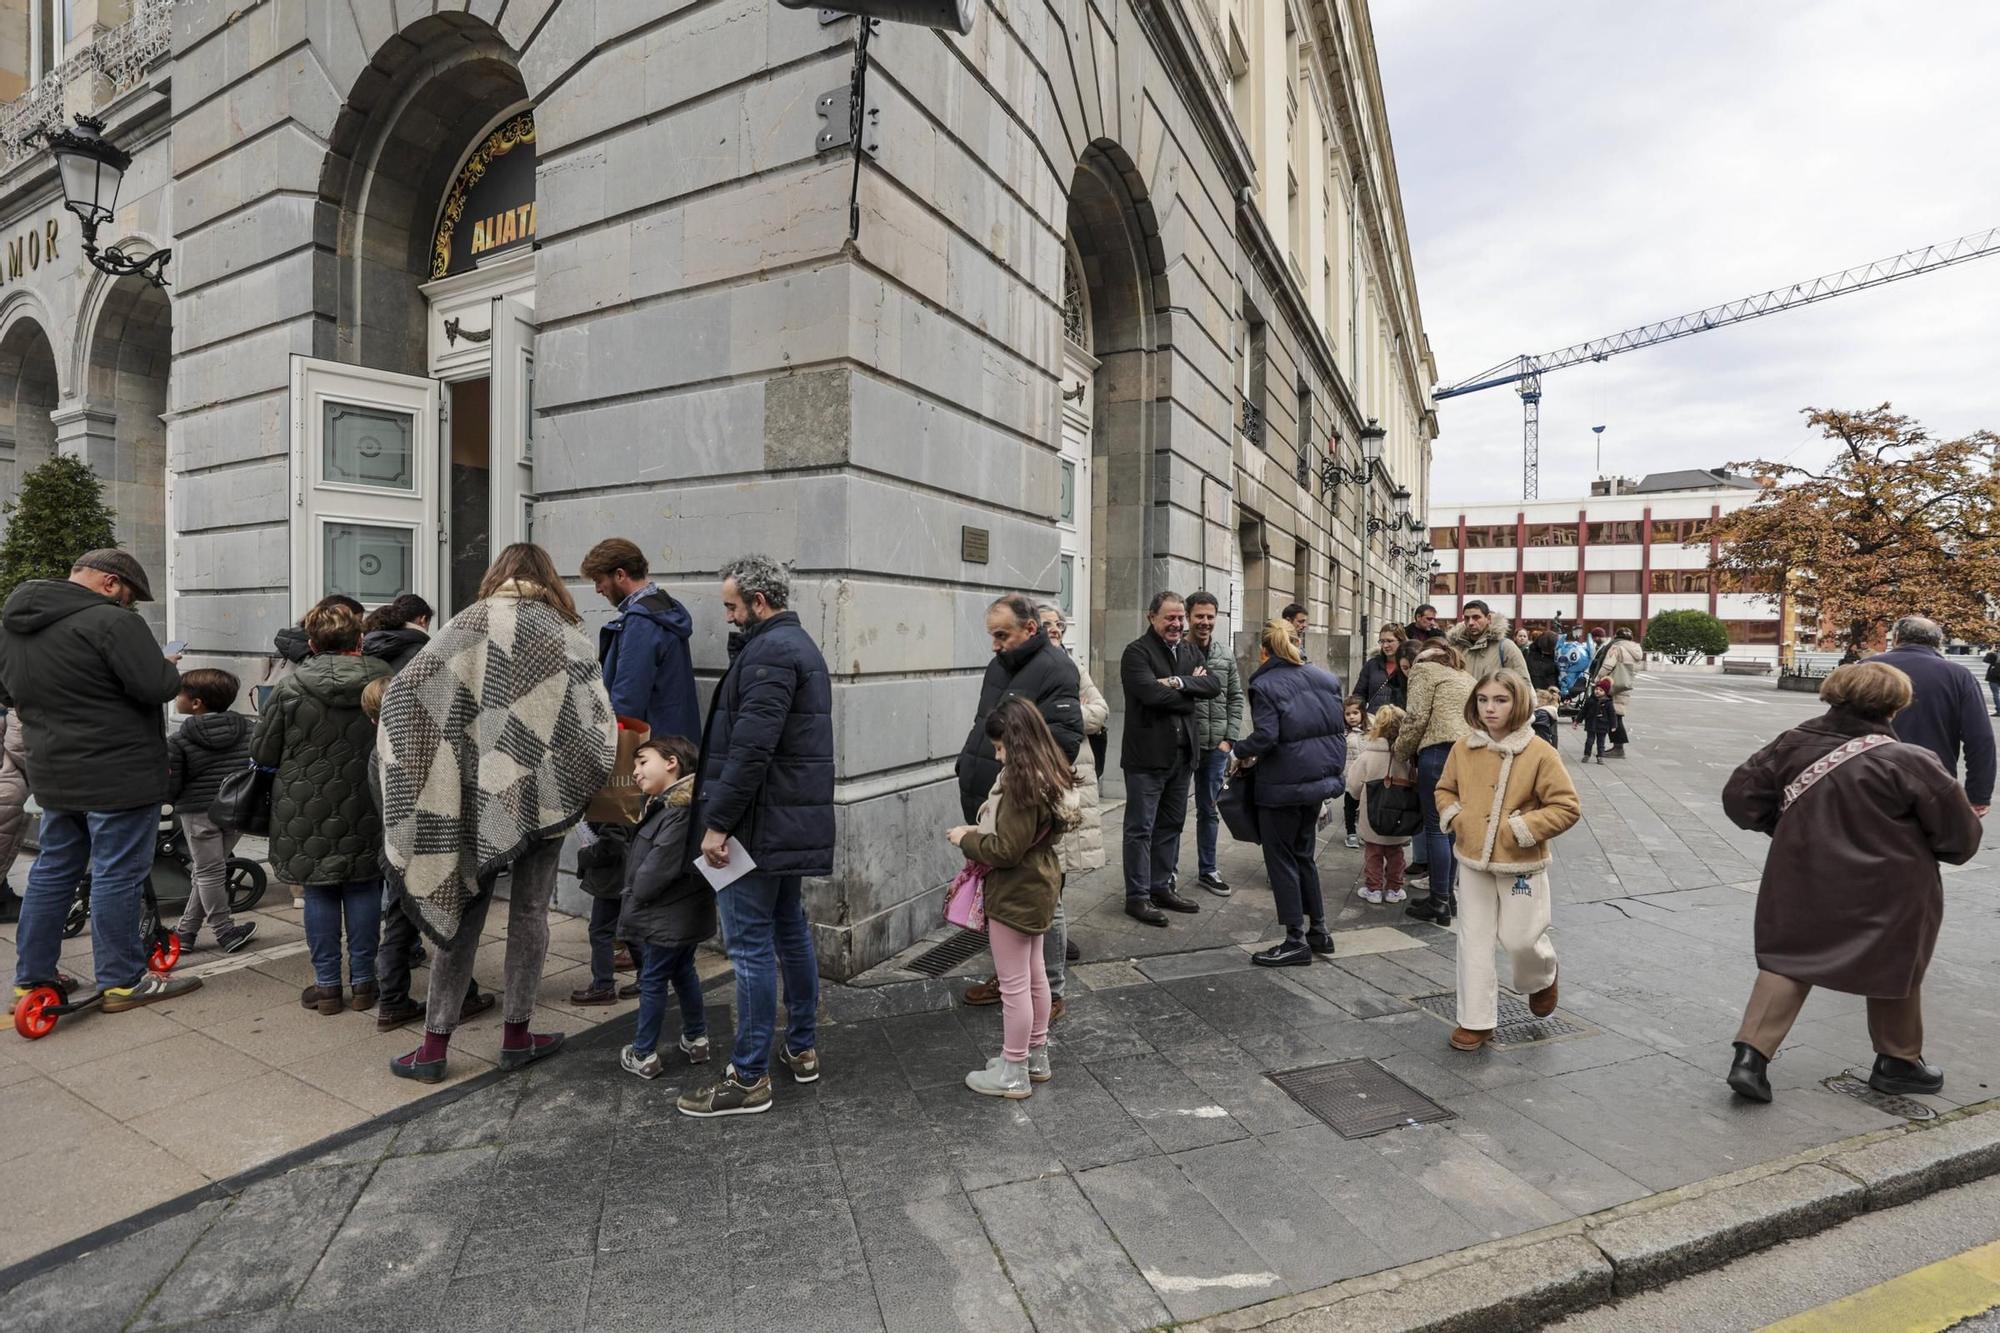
[0,0,1437,976]
[1429,469,1784,656]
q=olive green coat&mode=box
[958,776,1074,935]
[251,652,392,885]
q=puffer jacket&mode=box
[166,710,254,813]
[955,632,1082,822]
[1056,666,1108,875]
[1447,612,1530,683]
[1435,725,1581,875]
[1192,635,1246,753]
[1231,657,1348,808]
[617,777,716,950]
[361,627,429,674]
[958,775,1074,936]
[1394,659,1474,762]
[694,610,834,878]
[251,652,392,885]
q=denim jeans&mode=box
[1990,681,2000,715]
[631,941,707,1057]
[302,880,382,990]
[715,873,820,1084]
[587,894,622,988]
[1416,743,1458,910]
[1122,760,1193,902]
[14,805,157,991]
[1193,747,1229,877]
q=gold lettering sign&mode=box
[0,218,61,284]
[431,112,536,280]
[469,202,538,258]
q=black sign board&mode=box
[431,112,537,280]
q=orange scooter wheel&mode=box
[149,931,182,975]
[13,985,60,1040]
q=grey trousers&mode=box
[424,837,563,1035]
[173,811,239,939]
[1045,897,1068,1000]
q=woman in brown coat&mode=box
[1721,662,1983,1103]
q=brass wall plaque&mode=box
[961,526,990,564]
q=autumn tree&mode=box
[1705,406,2000,648]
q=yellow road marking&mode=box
[1763,1237,2000,1332]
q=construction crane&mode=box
[1433,226,2000,498]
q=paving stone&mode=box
[971,1175,1170,1333]
[1432,1091,1651,1217]
[353,1144,501,1216]
[1,1198,226,1333]
[1089,1054,1251,1154]
[1365,1118,1574,1239]
[586,1244,737,1333]
[436,1255,594,1332]
[388,1081,525,1155]
[854,1194,1034,1333]
[1257,1124,1492,1267]
[1078,1154,1286,1320]
[880,1010,989,1090]
[596,1167,729,1252]
[1157,1038,1324,1137]
[293,1207,471,1309]
[1019,1065,1159,1171]
[913,1084,1064,1192]
[1170,1132,1398,1292]
[729,1214,882,1330]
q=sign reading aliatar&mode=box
[431,111,535,280]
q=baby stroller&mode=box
[61,811,269,965]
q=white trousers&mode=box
[1454,865,1558,1031]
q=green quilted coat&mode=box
[250,652,392,886]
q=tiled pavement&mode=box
[10,672,2000,1332]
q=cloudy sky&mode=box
[1371,2,2000,505]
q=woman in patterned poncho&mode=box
[381,543,617,1083]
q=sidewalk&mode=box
[0,879,726,1270]
[8,678,2000,1332]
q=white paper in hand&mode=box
[697,837,757,892]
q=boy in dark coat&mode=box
[167,669,257,953]
[618,737,714,1080]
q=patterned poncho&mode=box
[379,582,617,944]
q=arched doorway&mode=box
[292,15,534,619]
[1058,239,1098,670]
[79,276,169,633]
[0,314,59,518]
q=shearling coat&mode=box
[1447,612,1530,684]
[1394,660,1474,762]
[1435,726,1581,874]
[1588,637,1644,716]
[1056,666,1108,875]
[1722,707,1983,997]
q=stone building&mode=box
[0,0,1437,976]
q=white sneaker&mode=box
[1385,887,1407,904]
[1359,887,1385,905]
[1344,834,1362,850]
[620,1044,665,1080]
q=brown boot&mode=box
[1048,997,1065,1026]
[1529,970,1559,1018]
[1449,1027,1493,1051]
[961,976,1002,1007]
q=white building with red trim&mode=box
[1428,469,1784,656]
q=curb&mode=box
[1192,1097,2000,1333]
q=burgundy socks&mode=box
[417,1029,451,1063]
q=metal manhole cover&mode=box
[1267,1058,1454,1139]
[1823,1070,1937,1121]
[1408,991,1594,1048]
[906,928,989,978]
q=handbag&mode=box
[210,762,276,836]
[583,716,653,826]
[944,861,989,930]
[1366,776,1424,839]
[1217,766,1261,843]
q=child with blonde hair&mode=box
[1345,705,1415,903]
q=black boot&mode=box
[1869,1053,1944,1096]
[1727,1041,1772,1103]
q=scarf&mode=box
[379,582,617,943]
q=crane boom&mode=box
[1429,226,2000,497]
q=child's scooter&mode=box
[14,881,184,1039]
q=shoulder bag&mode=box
[1779,734,1898,813]
[1366,775,1425,839]
[210,762,277,836]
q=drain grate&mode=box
[1409,990,1593,1048]
[1268,1059,1454,1138]
[1823,1070,1938,1121]
[906,928,989,978]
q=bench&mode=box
[1722,658,1774,676]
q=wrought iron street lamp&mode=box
[1321,417,1390,490]
[44,113,169,288]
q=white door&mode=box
[488,295,537,550]
[290,357,441,617]
[1059,345,1097,671]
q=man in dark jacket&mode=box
[1119,591,1222,926]
[1870,616,1995,814]
[955,594,1083,821]
[1406,604,1445,642]
[682,554,832,1119]
[0,550,199,1010]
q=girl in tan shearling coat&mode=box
[1434,670,1581,1051]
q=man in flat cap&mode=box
[1,550,200,1012]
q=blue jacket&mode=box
[694,610,835,877]
[600,588,701,744]
[1232,658,1348,808]
[1868,644,1996,805]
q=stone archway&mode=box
[1065,140,1174,793]
[0,312,59,520]
[317,13,529,375]
[76,275,169,632]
